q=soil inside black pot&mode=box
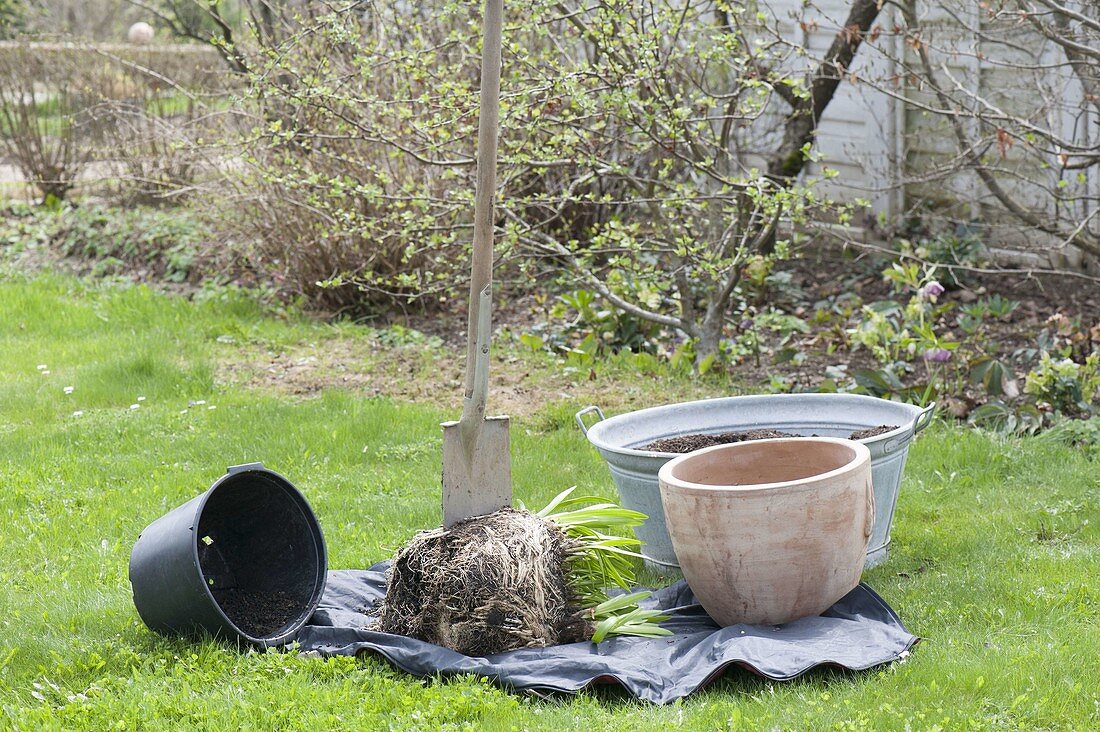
[213,588,300,638]
[193,473,324,642]
[379,507,589,656]
[645,425,901,453]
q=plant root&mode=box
[379,507,590,656]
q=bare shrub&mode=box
[74,43,227,205]
[210,135,469,312]
[92,98,203,204]
[90,54,227,206]
[194,4,477,313]
[0,43,98,201]
[181,1,843,338]
[0,41,224,204]
[856,1,1100,268]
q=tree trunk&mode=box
[695,325,722,369]
[756,0,883,254]
[766,0,885,183]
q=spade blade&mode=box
[442,415,512,527]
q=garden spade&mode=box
[441,0,511,527]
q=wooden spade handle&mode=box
[460,284,493,432]
[462,0,504,403]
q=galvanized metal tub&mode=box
[576,394,935,570]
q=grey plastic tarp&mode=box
[294,563,917,704]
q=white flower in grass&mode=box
[137,396,146,402]
[72,410,84,417]
[63,386,74,394]
[37,364,47,370]
[129,404,140,410]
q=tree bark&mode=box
[766,0,885,182]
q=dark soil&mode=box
[715,248,1100,394]
[379,508,589,656]
[849,425,899,440]
[645,429,794,453]
[646,424,901,453]
[214,589,301,638]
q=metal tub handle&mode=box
[912,402,936,436]
[574,405,606,437]
[882,402,937,454]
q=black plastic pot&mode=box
[129,463,327,647]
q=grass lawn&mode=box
[0,273,1096,730]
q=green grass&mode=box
[0,273,1097,730]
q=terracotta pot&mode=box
[658,437,873,626]
[577,395,935,570]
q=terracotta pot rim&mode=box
[658,436,871,494]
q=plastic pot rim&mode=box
[192,466,326,645]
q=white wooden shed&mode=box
[767,0,1098,271]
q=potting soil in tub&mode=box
[644,425,898,453]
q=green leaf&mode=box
[519,333,545,352]
[593,591,651,616]
[853,367,905,396]
[970,356,1010,397]
[535,486,578,517]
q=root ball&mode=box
[379,507,589,655]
